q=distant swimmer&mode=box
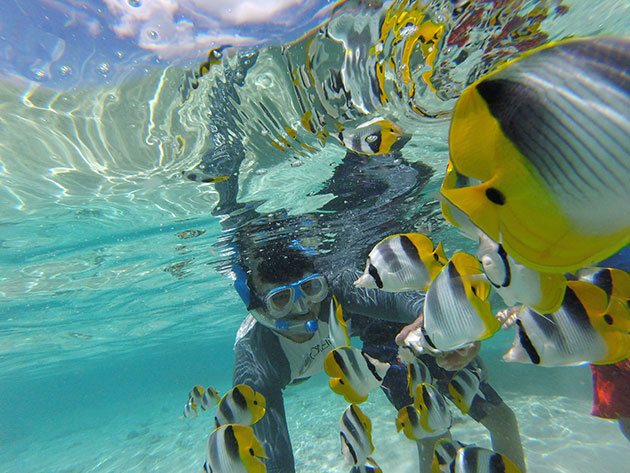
[441,37,630,273]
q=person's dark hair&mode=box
[254,239,315,284]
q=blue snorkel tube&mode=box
[274,317,319,334]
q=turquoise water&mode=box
[1,1,630,472]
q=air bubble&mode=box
[59,65,72,76]
[147,30,159,41]
[98,63,110,74]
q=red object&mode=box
[591,359,630,419]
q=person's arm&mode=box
[232,325,295,473]
[329,268,424,324]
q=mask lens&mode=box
[267,288,292,316]
[300,276,327,302]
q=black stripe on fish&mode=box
[592,269,613,298]
[361,350,383,382]
[516,319,541,364]
[421,326,438,350]
[218,398,235,424]
[232,386,247,409]
[400,234,423,265]
[462,447,479,471]
[368,263,384,289]
[490,452,508,472]
[476,79,599,196]
[562,286,594,333]
[380,239,403,272]
[342,409,362,445]
[420,384,433,410]
[224,425,241,462]
[366,131,382,154]
[340,432,358,464]
[333,350,349,378]
[497,244,512,288]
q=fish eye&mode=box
[339,379,345,384]
[249,448,255,456]
[603,314,613,325]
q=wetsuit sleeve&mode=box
[232,325,295,473]
[329,268,424,324]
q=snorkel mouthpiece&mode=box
[274,318,318,333]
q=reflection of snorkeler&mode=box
[204,146,525,471]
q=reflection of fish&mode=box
[396,384,451,440]
[324,347,390,403]
[215,384,266,427]
[340,404,374,466]
[423,252,500,351]
[338,118,408,155]
[477,232,567,313]
[447,367,483,415]
[329,296,351,347]
[355,233,447,291]
[205,424,267,473]
[182,170,230,184]
[432,438,466,473]
[442,37,630,273]
[503,281,630,366]
[453,446,522,473]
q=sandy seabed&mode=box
[3,374,629,473]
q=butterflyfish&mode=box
[477,232,567,313]
[575,267,630,302]
[447,366,483,415]
[329,295,351,348]
[324,346,390,404]
[183,397,198,419]
[337,117,409,156]
[340,404,374,466]
[442,37,630,273]
[396,383,452,440]
[354,233,447,292]
[423,252,501,351]
[201,386,221,411]
[215,384,266,428]
[205,424,267,473]
[432,438,467,473]
[406,357,433,398]
[503,281,630,366]
[453,446,522,473]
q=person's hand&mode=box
[435,342,480,371]
[396,313,424,346]
[496,306,523,330]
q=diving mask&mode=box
[262,274,329,319]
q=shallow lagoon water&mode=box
[1,1,630,472]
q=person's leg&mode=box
[478,401,526,472]
[619,417,630,442]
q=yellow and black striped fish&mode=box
[355,233,447,292]
[215,384,266,428]
[205,424,267,473]
[453,446,522,473]
[340,404,375,467]
[423,252,500,351]
[503,280,630,366]
[324,346,390,404]
[396,383,451,440]
[442,37,630,273]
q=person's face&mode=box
[253,271,324,320]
